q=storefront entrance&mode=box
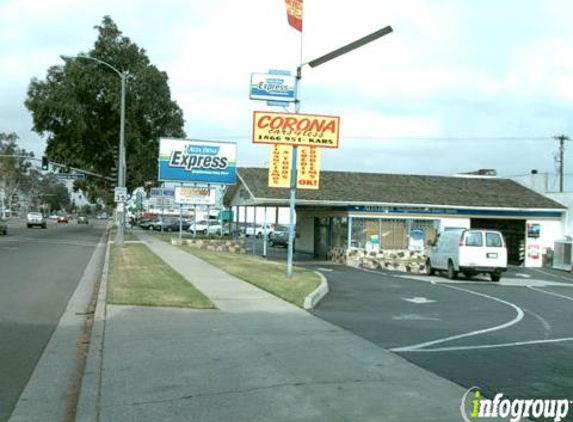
[471,219,526,265]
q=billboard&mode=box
[174,186,216,206]
[253,111,340,148]
[158,138,237,184]
[250,73,296,102]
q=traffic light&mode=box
[41,156,49,171]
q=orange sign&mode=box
[268,145,293,188]
[253,111,340,149]
[267,145,321,189]
[297,147,320,189]
[285,0,303,32]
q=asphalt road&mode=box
[309,264,573,420]
[0,218,107,422]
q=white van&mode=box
[426,229,507,281]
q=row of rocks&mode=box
[328,246,428,274]
[172,238,247,254]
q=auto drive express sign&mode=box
[158,138,237,184]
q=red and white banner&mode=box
[285,0,303,32]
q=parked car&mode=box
[57,215,69,223]
[188,220,222,235]
[425,228,507,281]
[139,217,162,231]
[269,225,293,248]
[155,217,190,232]
[244,224,274,238]
[27,212,47,229]
[77,215,89,224]
[0,219,7,235]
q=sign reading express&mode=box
[158,138,237,184]
[253,111,340,148]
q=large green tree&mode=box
[25,16,186,200]
[0,132,35,211]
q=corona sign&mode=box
[253,111,340,149]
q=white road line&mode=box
[530,267,573,283]
[522,308,552,337]
[528,286,573,301]
[395,337,573,353]
[391,283,524,352]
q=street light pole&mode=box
[285,25,393,278]
[61,55,128,246]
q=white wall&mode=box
[438,218,471,231]
[525,219,562,267]
[546,192,573,238]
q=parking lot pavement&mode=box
[309,264,573,413]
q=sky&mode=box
[1,0,573,187]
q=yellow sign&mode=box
[268,145,292,188]
[268,145,321,190]
[253,111,340,149]
[297,147,321,189]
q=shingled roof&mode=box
[230,167,565,210]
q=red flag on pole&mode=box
[285,0,303,32]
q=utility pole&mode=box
[555,135,569,192]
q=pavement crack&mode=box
[103,378,385,409]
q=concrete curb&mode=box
[7,227,108,422]
[303,271,329,309]
[75,229,112,422]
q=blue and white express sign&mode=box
[250,73,296,102]
[158,138,237,184]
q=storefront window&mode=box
[331,217,348,247]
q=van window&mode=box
[486,232,503,247]
[465,232,483,247]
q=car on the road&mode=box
[425,228,508,281]
[57,215,69,223]
[77,215,89,224]
[27,212,47,229]
[0,219,7,235]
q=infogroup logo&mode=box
[460,386,571,422]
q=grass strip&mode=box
[182,247,321,308]
[107,243,215,309]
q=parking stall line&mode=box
[390,283,524,353]
[528,286,573,301]
[395,336,573,353]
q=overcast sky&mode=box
[1,0,572,185]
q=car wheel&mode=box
[491,273,501,282]
[447,261,457,280]
[425,259,435,276]
[149,225,154,231]
[269,240,274,247]
[27,224,31,228]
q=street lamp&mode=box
[285,25,393,278]
[61,54,129,246]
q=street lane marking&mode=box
[402,297,436,304]
[392,314,440,321]
[391,283,524,353]
[530,267,573,283]
[317,267,334,272]
[514,273,531,278]
[528,286,573,301]
[523,308,552,338]
[394,336,573,353]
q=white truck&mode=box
[425,228,507,281]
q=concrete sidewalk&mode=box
[78,231,488,422]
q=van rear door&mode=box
[483,231,507,268]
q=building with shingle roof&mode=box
[223,168,566,267]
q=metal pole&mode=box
[263,206,268,258]
[252,206,257,255]
[116,72,126,246]
[179,182,183,241]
